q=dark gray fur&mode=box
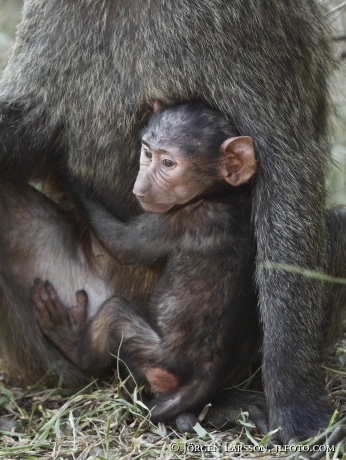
[76,188,259,423]
[30,101,261,425]
[0,0,339,443]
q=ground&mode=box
[0,334,345,459]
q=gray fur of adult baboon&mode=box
[0,0,339,443]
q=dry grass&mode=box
[0,1,346,459]
[1,335,345,460]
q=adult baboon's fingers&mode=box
[75,289,88,307]
[30,287,49,322]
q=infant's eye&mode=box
[144,149,152,159]
[162,159,175,167]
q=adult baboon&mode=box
[0,0,336,443]
[31,100,260,426]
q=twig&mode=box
[333,34,346,41]
[322,365,346,376]
[326,1,346,16]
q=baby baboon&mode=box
[31,101,260,424]
[0,0,336,442]
[32,102,346,435]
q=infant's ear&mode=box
[152,99,165,113]
[219,136,256,186]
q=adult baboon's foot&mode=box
[30,278,88,362]
[173,391,268,435]
[205,391,268,435]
